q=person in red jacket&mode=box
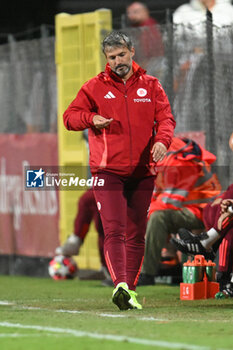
[138,137,221,286]
[126,2,164,58]
[125,2,164,78]
[63,31,176,310]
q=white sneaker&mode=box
[55,234,82,256]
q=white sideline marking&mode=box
[0,322,225,350]
[0,300,169,322]
[0,301,14,305]
[98,313,167,321]
[56,309,83,314]
[99,313,126,318]
[1,301,231,324]
[0,333,64,338]
[21,306,43,311]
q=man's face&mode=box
[127,3,148,25]
[199,0,215,8]
[104,45,135,79]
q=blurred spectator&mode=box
[125,2,164,76]
[138,137,221,286]
[126,1,158,28]
[173,0,233,26]
[55,189,112,285]
[173,0,233,128]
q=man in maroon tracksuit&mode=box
[63,31,176,310]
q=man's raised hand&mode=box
[93,115,113,129]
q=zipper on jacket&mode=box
[124,81,133,168]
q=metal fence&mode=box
[124,12,233,188]
[0,29,56,134]
[0,17,232,186]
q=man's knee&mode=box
[147,210,170,232]
[148,210,166,225]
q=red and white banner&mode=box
[0,134,59,257]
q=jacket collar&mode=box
[104,61,146,84]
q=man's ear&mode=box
[131,47,135,58]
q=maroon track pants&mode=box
[203,184,233,274]
[218,228,233,274]
[93,172,154,290]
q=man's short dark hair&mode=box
[102,31,133,54]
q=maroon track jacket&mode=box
[63,61,176,176]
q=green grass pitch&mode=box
[0,275,233,350]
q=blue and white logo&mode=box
[26,168,45,188]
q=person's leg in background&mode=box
[56,189,96,256]
[176,187,233,255]
[216,227,233,295]
[170,197,233,263]
[74,189,97,240]
[139,208,204,285]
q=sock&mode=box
[201,228,221,250]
